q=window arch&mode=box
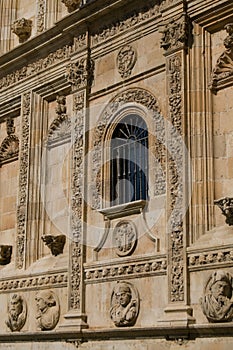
[110,114,148,206]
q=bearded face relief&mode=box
[6,294,27,332]
[35,290,60,330]
[110,281,139,327]
[200,270,233,322]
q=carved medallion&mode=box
[110,281,139,327]
[113,221,137,257]
[6,294,27,332]
[117,45,137,79]
[200,270,233,323]
[35,290,60,330]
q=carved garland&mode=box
[0,34,87,90]
[70,90,85,310]
[85,257,167,283]
[0,272,68,292]
[167,53,184,303]
[16,92,31,269]
[91,88,166,210]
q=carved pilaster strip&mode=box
[36,0,46,34]
[16,92,31,269]
[70,90,85,311]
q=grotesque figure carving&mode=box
[214,197,233,226]
[0,245,12,265]
[41,235,66,256]
[200,270,233,322]
[6,294,27,332]
[11,18,32,43]
[110,281,139,327]
[35,290,60,330]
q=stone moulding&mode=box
[188,248,233,271]
[0,272,68,292]
[0,33,87,91]
[84,256,167,283]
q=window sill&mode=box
[98,200,147,220]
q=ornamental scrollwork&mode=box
[160,14,191,54]
[6,294,27,332]
[65,58,94,90]
[36,0,46,33]
[35,290,60,330]
[200,270,233,323]
[117,45,137,79]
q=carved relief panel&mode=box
[6,294,27,332]
[35,290,60,330]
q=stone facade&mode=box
[1,0,233,349]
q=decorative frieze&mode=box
[6,294,27,332]
[117,45,137,79]
[85,257,167,283]
[0,34,87,91]
[35,290,60,330]
[160,14,191,54]
[62,0,82,13]
[0,272,68,292]
[200,270,233,323]
[16,92,31,270]
[188,249,233,270]
[209,24,233,92]
[110,281,139,327]
[11,18,32,43]
[214,197,233,226]
[91,3,160,46]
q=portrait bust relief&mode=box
[6,294,27,332]
[200,270,233,322]
[35,290,60,330]
[110,281,139,327]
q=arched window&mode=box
[110,114,148,206]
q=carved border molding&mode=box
[0,272,68,292]
[167,53,184,303]
[84,256,167,283]
[70,90,86,310]
[16,92,31,270]
[91,87,165,210]
[188,248,233,271]
[36,0,46,34]
[0,34,87,91]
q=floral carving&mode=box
[65,58,94,90]
[36,0,46,33]
[214,197,233,226]
[11,18,32,43]
[110,281,139,327]
[200,270,233,322]
[160,14,190,54]
[42,235,66,256]
[35,290,60,330]
[16,92,31,269]
[0,118,19,166]
[113,221,137,257]
[0,34,86,91]
[210,24,233,92]
[62,0,82,13]
[117,45,137,79]
[0,245,12,265]
[6,294,27,332]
